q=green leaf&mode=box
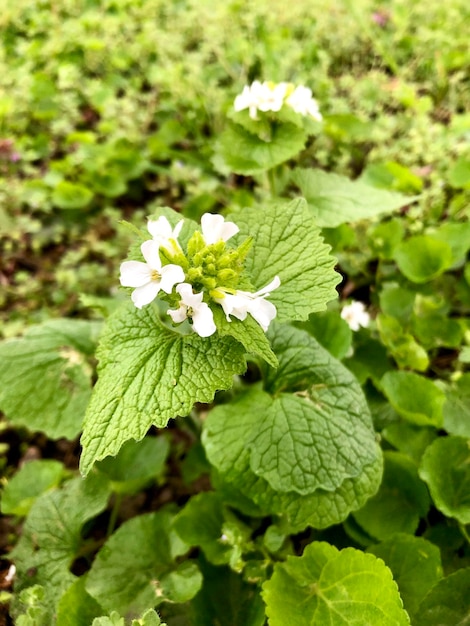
[189,559,266,626]
[382,422,437,463]
[262,542,410,625]
[96,436,170,495]
[231,199,340,323]
[10,474,110,615]
[419,436,470,524]
[443,374,470,437]
[376,314,430,372]
[368,534,443,618]
[56,577,104,626]
[292,167,415,228]
[203,325,383,531]
[353,451,430,540]
[414,568,470,626]
[212,306,278,368]
[394,235,453,283]
[0,319,99,439]
[447,157,470,189]
[80,303,247,474]
[218,122,307,175]
[85,509,202,615]
[296,311,352,360]
[381,371,445,427]
[52,181,94,209]
[1,459,64,516]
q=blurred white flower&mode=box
[286,85,322,121]
[340,301,370,331]
[147,216,184,254]
[168,283,216,337]
[234,81,287,119]
[201,213,239,245]
[214,275,281,332]
[120,240,185,309]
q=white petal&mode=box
[214,292,249,322]
[248,298,277,331]
[141,240,162,270]
[119,261,152,288]
[168,304,188,324]
[192,303,217,337]
[176,283,204,307]
[173,219,184,239]
[131,282,160,308]
[201,213,239,245]
[159,264,185,294]
[147,216,173,240]
[253,275,281,297]
[220,221,239,242]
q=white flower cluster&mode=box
[234,81,322,122]
[340,301,370,331]
[119,214,280,338]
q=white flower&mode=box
[340,301,370,331]
[168,283,216,337]
[147,216,184,254]
[234,81,288,119]
[286,85,322,121]
[214,275,281,332]
[201,213,239,245]
[120,240,185,309]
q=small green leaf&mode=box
[292,167,415,228]
[394,235,453,283]
[96,436,170,495]
[414,568,470,626]
[353,451,430,540]
[368,534,443,618]
[80,303,247,474]
[262,542,410,625]
[447,157,470,189]
[382,422,437,463]
[85,509,202,614]
[10,474,110,614]
[232,199,340,323]
[381,371,445,427]
[52,181,94,209]
[443,374,470,437]
[419,436,470,524]
[190,559,266,626]
[218,122,307,175]
[0,319,99,439]
[1,459,64,516]
[297,311,352,360]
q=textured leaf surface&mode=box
[443,374,470,437]
[262,542,410,626]
[0,319,99,439]
[232,199,340,322]
[292,167,415,227]
[368,534,443,618]
[203,324,383,530]
[80,303,247,474]
[419,436,470,524]
[414,568,470,626]
[10,474,110,616]
[219,123,307,175]
[86,509,201,614]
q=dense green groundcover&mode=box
[1,0,470,624]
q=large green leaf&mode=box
[381,371,445,427]
[80,303,247,474]
[368,534,443,618]
[231,199,340,323]
[292,168,415,227]
[203,324,383,531]
[262,542,410,625]
[419,436,470,524]
[85,509,202,615]
[394,235,453,283]
[219,122,307,175]
[0,319,100,439]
